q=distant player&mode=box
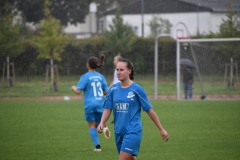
[71,54,110,152]
[97,58,169,159]
[109,54,123,87]
[109,54,123,124]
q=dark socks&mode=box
[95,144,101,149]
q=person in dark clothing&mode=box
[183,66,193,99]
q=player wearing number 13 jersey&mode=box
[77,71,107,113]
[71,54,110,152]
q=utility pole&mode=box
[196,4,200,36]
[141,0,144,37]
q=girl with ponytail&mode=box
[71,54,110,152]
[98,58,169,160]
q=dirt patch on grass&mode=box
[0,94,240,101]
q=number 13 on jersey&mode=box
[91,82,103,97]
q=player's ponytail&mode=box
[97,54,105,68]
[129,61,134,80]
[88,54,105,69]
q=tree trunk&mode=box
[7,56,11,87]
[50,58,54,92]
[230,57,233,88]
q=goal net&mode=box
[176,38,240,100]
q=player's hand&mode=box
[160,129,169,142]
[71,86,76,91]
[97,124,104,133]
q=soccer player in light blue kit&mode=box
[98,58,169,160]
[71,54,110,152]
[109,54,123,124]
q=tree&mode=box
[214,4,240,79]
[34,0,69,92]
[0,0,91,26]
[218,4,240,38]
[0,0,137,26]
[0,0,16,18]
[103,5,136,62]
[148,15,172,38]
[147,15,173,72]
[0,3,23,86]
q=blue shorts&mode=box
[85,112,102,122]
[115,131,142,156]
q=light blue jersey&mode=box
[76,71,108,113]
[104,82,152,134]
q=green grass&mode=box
[1,75,240,97]
[0,100,240,160]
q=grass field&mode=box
[0,100,240,160]
[1,75,240,97]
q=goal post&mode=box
[176,38,240,100]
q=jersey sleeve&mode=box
[135,86,152,111]
[76,75,87,91]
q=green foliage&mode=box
[34,0,69,61]
[0,37,177,76]
[204,4,240,38]
[217,5,240,68]
[120,38,154,73]
[12,0,90,26]
[218,4,240,38]
[202,5,240,71]
[0,0,16,18]
[0,3,23,58]
[148,15,173,38]
[103,5,136,61]
[60,38,106,75]
[60,37,176,77]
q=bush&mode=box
[0,37,177,77]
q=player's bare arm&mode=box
[146,108,169,142]
[98,109,111,133]
[71,85,82,95]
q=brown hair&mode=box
[88,54,105,69]
[118,58,134,80]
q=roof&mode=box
[180,0,240,12]
[103,0,240,15]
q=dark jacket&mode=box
[183,67,193,84]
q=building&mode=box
[63,2,98,39]
[65,0,239,39]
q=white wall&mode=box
[210,13,227,34]
[63,13,97,34]
[105,11,227,38]
[20,10,227,39]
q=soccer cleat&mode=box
[93,145,101,151]
[93,148,101,152]
[103,126,111,139]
